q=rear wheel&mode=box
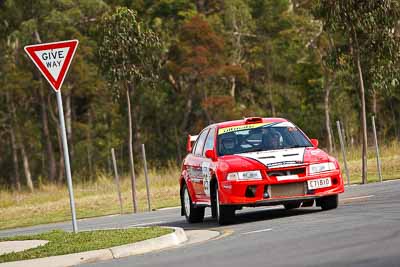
[182,184,205,223]
[319,194,338,210]
[215,183,235,225]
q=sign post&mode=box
[24,40,79,233]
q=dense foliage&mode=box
[0,0,399,190]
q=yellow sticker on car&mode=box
[218,122,272,135]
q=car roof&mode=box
[210,117,289,129]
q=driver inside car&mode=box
[263,129,283,150]
[219,132,238,155]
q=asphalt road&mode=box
[1,180,400,267]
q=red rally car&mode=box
[180,117,344,225]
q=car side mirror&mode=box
[311,139,319,148]
[205,149,217,161]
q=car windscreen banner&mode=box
[218,122,296,135]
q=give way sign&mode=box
[24,40,79,91]
[24,39,79,233]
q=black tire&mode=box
[211,186,217,219]
[283,202,301,210]
[182,184,205,223]
[214,183,235,225]
[319,194,338,210]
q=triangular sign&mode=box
[24,40,79,92]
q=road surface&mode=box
[1,180,400,267]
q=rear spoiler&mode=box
[186,134,198,153]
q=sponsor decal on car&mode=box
[238,147,306,169]
[266,161,303,168]
[201,162,211,196]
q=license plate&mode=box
[307,177,332,190]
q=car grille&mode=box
[270,182,306,197]
[267,167,305,177]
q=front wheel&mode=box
[215,184,235,225]
[182,184,205,223]
[319,194,338,210]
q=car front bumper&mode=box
[218,170,344,206]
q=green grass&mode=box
[0,227,172,263]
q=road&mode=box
[1,180,400,267]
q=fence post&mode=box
[336,121,350,185]
[141,144,151,211]
[371,116,383,182]
[111,148,123,214]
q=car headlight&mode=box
[309,162,336,174]
[227,170,262,181]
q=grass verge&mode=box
[0,165,181,230]
[0,227,172,263]
[332,140,400,184]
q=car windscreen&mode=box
[217,122,313,156]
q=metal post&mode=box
[141,144,151,211]
[111,148,123,214]
[336,121,350,185]
[56,90,78,233]
[371,116,383,182]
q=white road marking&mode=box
[129,221,165,227]
[241,228,272,235]
[342,195,375,201]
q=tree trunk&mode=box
[180,87,194,133]
[65,88,74,158]
[266,60,276,117]
[10,125,21,191]
[54,111,65,184]
[389,99,399,139]
[133,104,142,154]
[47,94,65,184]
[174,126,182,163]
[20,142,34,192]
[324,85,333,153]
[323,69,335,153]
[202,89,212,124]
[267,85,276,117]
[38,83,57,182]
[352,32,368,184]
[230,76,236,99]
[8,91,32,191]
[9,88,34,192]
[6,92,21,191]
[126,85,137,213]
[87,109,93,179]
[372,89,377,115]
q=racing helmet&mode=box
[219,132,237,155]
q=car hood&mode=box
[219,147,330,171]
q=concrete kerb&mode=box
[0,227,188,267]
[110,227,187,259]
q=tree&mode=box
[166,15,225,129]
[316,0,400,183]
[222,0,253,99]
[98,7,162,212]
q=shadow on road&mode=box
[157,207,322,230]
